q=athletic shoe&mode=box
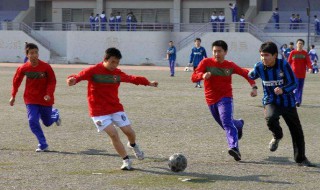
[238,119,244,140]
[198,84,202,88]
[121,159,132,170]
[298,159,317,167]
[56,117,61,126]
[296,102,300,107]
[36,146,49,152]
[228,148,241,161]
[269,138,281,152]
[195,84,198,88]
[127,142,144,160]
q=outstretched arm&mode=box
[191,59,206,82]
[10,67,25,106]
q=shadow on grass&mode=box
[43,149,119,157]
[134,167,292,185]
[240,156,292,166]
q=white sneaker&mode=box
[36,146,49,152]
[127,142,144,160]
[121,159,132,170]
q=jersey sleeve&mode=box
[287,51,293,65]
[233,62,256,86]
[69,66,94,83]
[189,48,194,63]
[282,62,297,93]
[203,48,207,58]
[46,65,57,97]
[191,59,206,82]
[119,71,150,86]
[305,52,312,69]
[11,66,25,98]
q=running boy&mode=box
[9,43,61,152]
[287,39,312,107]
[191,40,257,161]
[248,41,315,167]
[189,38,207,88]
[66,47,158,170]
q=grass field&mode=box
[0,64,319,190]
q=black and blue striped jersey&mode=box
[249,59,297,107]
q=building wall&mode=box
[0,31,50,63]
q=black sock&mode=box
[123,156,129,160]
[130,143,136,147]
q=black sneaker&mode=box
[296,102,300,107]
[269,138,281,152]
[298,159,317,167]
[228,148,241,161]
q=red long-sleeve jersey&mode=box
[288,49,312,79]
[191,58,255,105]
[69,62,151,117]
[11,60,56,106]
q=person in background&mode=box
[109,13,115,31]
[273,8,280,29]
[189,38,207,88]
[89,13,95,31]
[115,12,122,31]
[229,2,238,22]
[166,41,177,77]
[210,11,218,32]
[239,14,245,32]
[100,11,107,31]
[218,11,225,32]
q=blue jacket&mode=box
[167,46,176,61]
[189,47,207,67]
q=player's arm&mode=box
[45,66,57,102]
[281,62,297,94]
[191,60,206,82]
[203,48,207,58]
[120,71,158,87]
[189,48,194,65]
[67,67,93,86]
[287,51,293,65]
[233,63,257,97]
[306,52,312,69]
[10,67,25,106]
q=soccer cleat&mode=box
[121,159,132,170]
[269,138,281,152]
[298,159,317,167]
[228,148,241,161]
[127,142,144,160]
[36,146,49,152]
[295,102,300,107]
[195,84,198,88]
[198,84,202,88]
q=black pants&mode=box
[264,104,306,163]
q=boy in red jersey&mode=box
[9,43,61,152]
[66,47,158,170]
[288,39,312,107]
[192,40,257,161]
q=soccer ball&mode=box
[168,153,187,172]
[184,67,191,72]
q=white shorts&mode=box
[91,112,131,132]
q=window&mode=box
[190,8,224,23]
[112,9,170,23]
[62,8,94,22]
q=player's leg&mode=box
[26,104,48,151]
[112,112,145,160]
[39,106,60,127]
[264,104,283,151]
[217,98,241,161]
[169,59,174,76]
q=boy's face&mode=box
[27,48,39,65]
[195,40,201,47]
[169,42,173,47]
[296,41,304,49]
[105,56,120,71]
[212,46,227,63]
[260,52,277,67]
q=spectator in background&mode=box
[24,42,28,63]
[289,14,295,29]
[126,12,133,31]
[218,11,225,32]
[239,14,245,32]
[229,2,237,22]
[115,12,122,31]
[309,45,318,66]
[314,15,320,35]
[311,60,318,74]
[295,14,302,29]
[210,11,218,32]
[94,14,100,31]
[89,13,95,31]
[100,11,107,31]
[280,44,287,61]
[109,13,115,31]
[131,12,137,31]
[166,41,177,77]
[272,8,280,29]
[284,42,294,60]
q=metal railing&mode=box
[256,23,316,33]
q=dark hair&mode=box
[315,15,317,18]
[25,43,38,54]
[259,41,278,55]
[289,42,294,45]
[296,39,304,45]
[104,47,122,60]
[169,41,173,43]
[194,38,201,42]
[212,40,228,51]
[311,44,315,48]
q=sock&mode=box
[123,156,129,160]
